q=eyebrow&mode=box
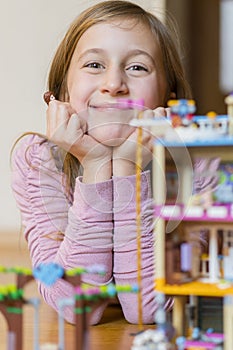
[77,48,104,61]
[127,49,156,64]
[77,48,156,64]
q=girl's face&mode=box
[67,19,169,145]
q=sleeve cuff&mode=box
[113,170,151,217]
[71,176,113,221]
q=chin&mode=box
[100,138,126,147]
[88,125,135,146]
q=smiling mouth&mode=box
[89,99,144,110]
[89,103,122,110]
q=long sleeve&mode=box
[11,134,113,324]
[113,171,156,324]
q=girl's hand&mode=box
[112,107,169,176]
[45,98,112,183]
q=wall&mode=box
[167,0,231,115]
[0,0,165,235]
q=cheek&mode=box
[67,73,92,112]
[139,79,168,109]
[145,90,164,109]
[68,89,87,113]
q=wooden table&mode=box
[0,233,153,350]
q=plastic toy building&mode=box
[176,328,224,350]
[0,266,35,350]
[131,293,176,350]
[0,263,138,350]
[131,92,233,350]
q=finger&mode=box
[153,107,167,117]
[46,101,67,138]
[47,101,76,134]
[60,114,86,153]
[138,110,155,137]
[67,113,88,140]
[165,107,171,118]
[143,109,154,119]
[127,127,153,148]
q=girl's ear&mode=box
[170,91,176,99]
[165,91,176,105]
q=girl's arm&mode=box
[113,171,156,324]
[11,134,113,324]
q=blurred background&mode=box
[167,0,233,114]
[0,0,232,240]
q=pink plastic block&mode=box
[117,98,144,109]
[185,339,216,349]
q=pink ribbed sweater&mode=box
[11,134,158,325]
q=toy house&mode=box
[153,95,233,350]
[131,93,233,350]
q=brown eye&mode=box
[127,65,147,71]
[85,62,104,69]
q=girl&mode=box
[11,0,191,325]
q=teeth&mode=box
[91,104,118,109]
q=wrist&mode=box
[82,159,112,183]
[113,158,139,177]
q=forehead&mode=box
[75,19,161,57]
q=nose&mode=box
[100,66,129,96]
